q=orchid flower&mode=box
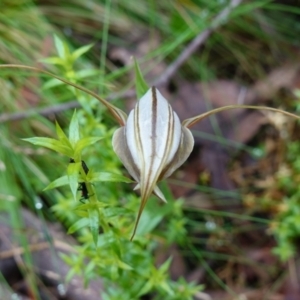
[112,87,194,239]
[1,64,300,241]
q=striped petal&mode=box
[160,126,194,180]
[112,127,140,182]
[112,87,195,240]
[126,87,182,203]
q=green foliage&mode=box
[134,57,149,99]
[268,78,300,261]
[41,35,95,81]
[272,141,300,261]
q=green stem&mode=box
[80,165,110,235]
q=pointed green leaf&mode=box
[87,171,133,183]
[69,110,80,147]
[68,218,90,234]
[72,44,94,61]
[76,69,99,79]
[137,281,153,297]
[42,78,64,90]
[88,208,99,246]
[74,137,103,155]
[55,121,69,143]
[43,175,69,191]
[159,281,174,296]
[40,57,65,66]
[104,207,131,218]
[65,268,77,283]
[84,261,96,278]
[54,35,66,58]
[117,259,133,270]
[159,257,172,273]
[134,57,149,99]
[67,161,81,200]
[74,210,89,218]
[23,137,72,156]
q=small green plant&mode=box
[24,111,133,244]
[272,140,300,261]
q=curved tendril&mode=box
[182,105,300,128]
[0,64,127,126]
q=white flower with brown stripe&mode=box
[113,87,194,240]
